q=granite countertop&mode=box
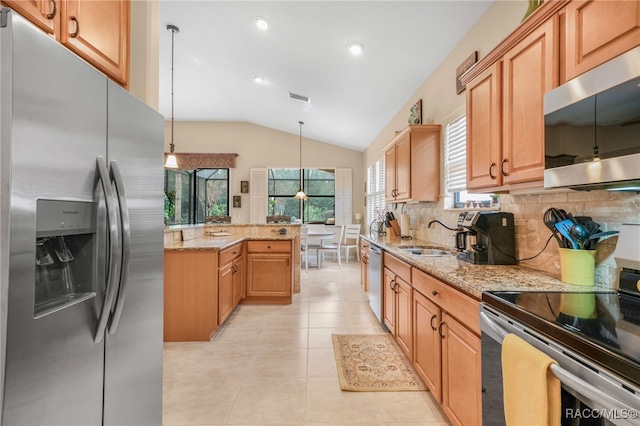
[361,234,593,299]
[165,234,296,251]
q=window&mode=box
[443,113,491,208]
[366,156,385,226]
[267,168,335,223]
[164,168,229,225]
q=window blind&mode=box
[444,114,467,194]
[366,156,385,226]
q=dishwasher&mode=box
[368,244,383,324]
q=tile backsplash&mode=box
[396,190,640,289]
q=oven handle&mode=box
[480,311,639,417]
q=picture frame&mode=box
[233,196,241,208]
[240,181,249,193]
[456,51,478,94]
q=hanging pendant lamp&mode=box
[293,121,308,200]
[164,24,180,169]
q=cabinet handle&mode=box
[430,314,437,331]
[501,158,508,176]
[438,321,445,339]
[68,16,79,38]
[45,0,57,19]
[432,289,438,296]
[389,279,395,290]
[489,163,497,180]
[394,283,399,294]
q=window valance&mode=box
[166,153,238,170]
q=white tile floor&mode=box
[163,259,450,425]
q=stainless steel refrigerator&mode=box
[0,9,164,425]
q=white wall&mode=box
[164,121,365,224]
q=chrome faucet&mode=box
[427,219,462,231]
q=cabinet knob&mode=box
[432,289,438,296]
[233,251,237,255]
[267,245,271,249]
[68,16,79,38]
[45,0,57,19]
[501,158,509,176]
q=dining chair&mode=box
[305,223,325,246]
[300,226,319,272]
[341,224,361,263]
[318,225,345,269]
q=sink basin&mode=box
[399,248,449,257]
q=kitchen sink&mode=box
[399,247,449,257]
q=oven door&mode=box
[480,304,640,426]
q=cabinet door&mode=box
[3,0,58,35]
[441,313,482,426]
[566,0,640,80]
[395,277,413,361]
[246,254,291,297]
[218,262,234,325]
[385,147,396,201]
[466,61,502,190]
[360,250,369,294]
[394,136,411,201]
[61,0,130,86]
[413,290,442,403]
[382,267,396,333]
[502,17,558,185]
[232,257,244,305]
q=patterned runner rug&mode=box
[332,333,427,391]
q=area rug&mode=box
[332,333,426,392]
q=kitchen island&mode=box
[164,224,300,341]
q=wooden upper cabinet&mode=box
[565,0,640,80]
[61,0,130,86]
[502,16,559,185]
[466,62,503,190]
[3,0,58,35]
[385,125,440,202]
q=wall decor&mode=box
[408,99,422,125]
[240,180,249,193]
[233,196,241,208]
[456,51,478,94]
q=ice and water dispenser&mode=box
[35,200,97,318]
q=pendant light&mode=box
[164,24,180,169]
[294,121,308,200]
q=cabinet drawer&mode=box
[412,268,480,335]
[219,243,242,266]
[246,240,291,253]
[383,252,411,283]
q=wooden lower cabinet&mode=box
[232,256,244,305]
[245,240,293,304]
[360,240,370,294]
[441,313,482,426]
[413,290,442,403]
[412,267,482,426]
[383,253,413,360]
[218,243,243,325]
[164,249,218,342]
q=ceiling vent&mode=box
[288,92,310,103]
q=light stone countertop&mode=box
[361,234,597,299]
[164,234,296,251]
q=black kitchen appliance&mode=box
[457,211,515,265]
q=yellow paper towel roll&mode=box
[400,214,410,236]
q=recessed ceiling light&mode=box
[253,76,265,84]
[348,43,364,56]
[255,17,270,31]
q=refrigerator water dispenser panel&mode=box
[34,200,97,318]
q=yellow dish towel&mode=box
[502,333,561,426]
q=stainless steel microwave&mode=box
[544,46,640,191]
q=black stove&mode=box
[482,268,640,388]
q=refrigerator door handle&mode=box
[94,156,122,343]
[107,160,130,335]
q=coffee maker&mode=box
[456,211,515,265]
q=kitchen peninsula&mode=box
[164,224,300,341]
